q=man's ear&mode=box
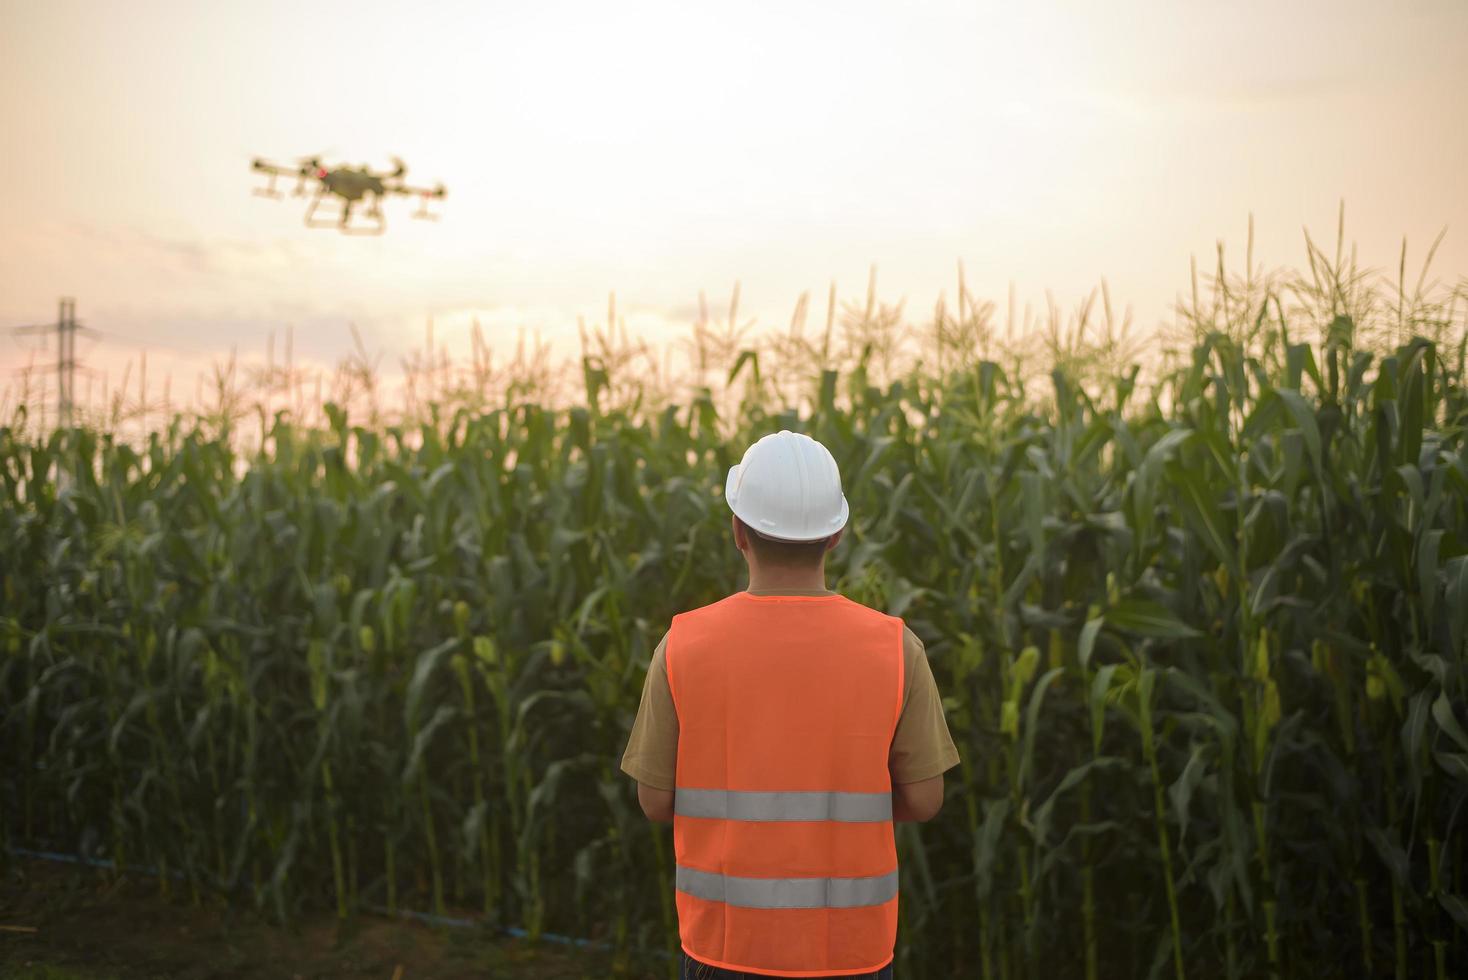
[825,527,845,553]
[732,515,750,553]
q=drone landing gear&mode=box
[252,172,284,199]
[252,168,309,200]
[340,200,388,236]
[303,190,386,236]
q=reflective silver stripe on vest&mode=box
[674,788,892,823]
[676,865,899,909]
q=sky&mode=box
[2,0,1466,413]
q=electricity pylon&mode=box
[11,298,80,428]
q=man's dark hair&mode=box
[737,517,831,569]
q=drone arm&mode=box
[386,183,443,198]
[252,160,307,178]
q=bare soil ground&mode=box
[0,859,662,980]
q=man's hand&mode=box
[892,774,944,822]
[637,782,675,822]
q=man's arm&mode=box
[892,774,944,822]
[620,634,679,822]
[637,783,675,822]
[888,627,959,822]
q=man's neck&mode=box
[745,569,829,593]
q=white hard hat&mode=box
[724,430,850,542]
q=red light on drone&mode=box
[316,168,327,179]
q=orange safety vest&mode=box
[665,591,905,977]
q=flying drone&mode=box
[250,155,446,235]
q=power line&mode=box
[79,324,218,359]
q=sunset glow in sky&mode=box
[2,0,1466,408]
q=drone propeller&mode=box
[388,156,407,178]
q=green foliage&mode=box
[3,241,1468,979]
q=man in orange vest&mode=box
[622,430,960,979]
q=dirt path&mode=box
[0,859,661,979]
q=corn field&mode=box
[3,234,1468,979]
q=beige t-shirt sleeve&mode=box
[620,634,678,791]
[890,626,961,784]
[619,624,960,790]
